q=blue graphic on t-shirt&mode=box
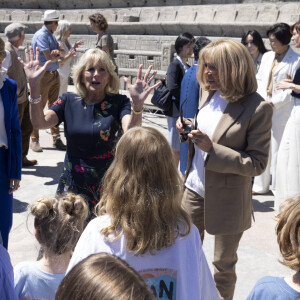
[145,274,176,300]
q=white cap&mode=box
[43,10,59,22]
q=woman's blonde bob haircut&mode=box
[97,127,191,255]
[72,48,119,99]
[55,253,155,300]
[198,38,258,102]
[277,195,300,272]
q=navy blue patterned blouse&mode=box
[50,92,131,212]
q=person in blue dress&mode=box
[179,37,211,175]
[20,47,160,216]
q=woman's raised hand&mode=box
[18,46,52,87]
[73,40,84,49]
[124,64,161,111]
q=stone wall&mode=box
[0,0,298,10]
[1,1,299,87]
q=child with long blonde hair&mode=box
[67,127,218,299]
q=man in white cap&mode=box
[3,23,37,167]
[30,10,66,152]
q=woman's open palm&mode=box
[18,46,51,86]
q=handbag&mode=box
[150,79,172,111]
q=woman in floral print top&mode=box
[20,47,160,216]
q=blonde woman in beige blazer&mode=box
[177,39,273,300]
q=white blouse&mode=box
[185,91,228,197]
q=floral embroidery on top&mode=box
[95,101,112,116]
[101,101,111,111]
[52,98,64,106]
[94,120,102,127]
[74,165,85,173]
[89,150,114,160]
[100,129,110,141]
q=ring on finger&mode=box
[147,80,151,85]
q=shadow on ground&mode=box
[21,162,63,186]
[13,198,29,213]
[252,199,274,212]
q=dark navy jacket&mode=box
[165,58,188,118]
[1,78,21,180]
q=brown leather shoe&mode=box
[30,140,43,152]
[53,138,66,151]
[22,157,37,167]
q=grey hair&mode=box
[54,20,71,42]
[8,30,25,42]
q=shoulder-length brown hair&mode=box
[97,127,191,255]
[72,48,119,99]
[89,13,108,32]
[198,38,258,102]
[277,195,300,272]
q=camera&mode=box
[181,123,194,142]
[183,123,193,134]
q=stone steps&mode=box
[0,3,299,38]
[2,2,299,88]
[0,0,288,10]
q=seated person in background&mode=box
[55,253,154,300]
[247,195,300,300]
[67,127,219,300]
[14,193,88,300]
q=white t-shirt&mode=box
[185,91,228,197]
[67,215,219,300]
[14,261,65,300]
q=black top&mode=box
[165,58,189,117]
[292,67,300,99]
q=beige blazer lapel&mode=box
[212,99,246,143]
[198,90,213,110]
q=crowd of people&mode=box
[0,7,300,300]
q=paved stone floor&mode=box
[8,111,291,300]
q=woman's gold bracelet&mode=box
[131,106,144,115]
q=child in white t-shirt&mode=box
[67,127,219,300]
